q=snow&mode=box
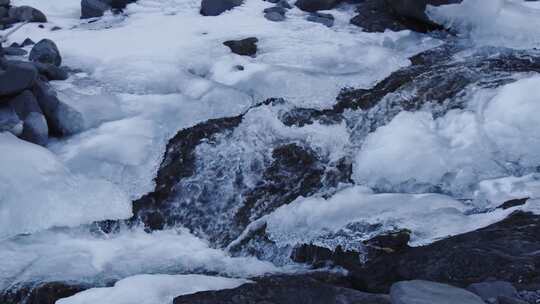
[0,228,277,291]
[0,132,131,240]
[353,75,540,197]
[263,186,518,249]
[428,0,540,49]
[57,274,246,304]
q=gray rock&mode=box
[223,37,258,56]
[33,79,83,136]
[0,0,10,7]
[390,280,485,304]
[385,0,461,26]
[21,38,35,47]
[0,61,38,97]
[276,0,292,9]
[33,62,69,81]
[498,295,529,304]
[29,39,62,67]
[9,90,42,119]
[264,6,286,21]
[200,0,243,16]
[295,0,340,12]
[467,281,518,303]
[81,0,110,19]
[0,7,7,19]
[307,12,334,27]
[3,47,27,56]
[21,111,48,146]
[8,6,47,23]
[0,103,21,133]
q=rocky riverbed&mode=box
[1,0,540,303]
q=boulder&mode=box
[174,275,391,304]
[9,90,42,119]
[21,111,48,146]
[0,61,38,97]
[200,0,243,16]
[21,38,35,47]
[0,103,21,133]
[264,6,286,22]
[8,6,47,23]
[295,0,340,12]
[467,281,518,303]
[498,295,529,304]
[306,12,334,27]
[390,280,485,304]
[33,62,69,81]
[81,0,111,19]
[385,0,461,26]
[497,197,528,210]
[33,79,83,136]
[223,37,258,56]
[3,47,27,56]
[29,39,62,67]
[0,0,10,7]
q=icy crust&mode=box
[57,274,247,304]
[353,75,540,197]
[0,133,131,240]
[428,0,540,50]
[0,228,277,292]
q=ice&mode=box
[0,227,278,291]
[263,185,521,249]
[0,133,131,240]
[428,0,540,49]
[57,274,247,304]
[353,75,540,197]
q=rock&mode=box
[9,90,42,119]
[0,0,10,7]
[200,0,243,16]
[0,6,8,19]
[3,47,27,56]
[8,6,47,23]
[22,38,35,46]
[467,281,518,303]
[0,61,38,97]
[276,0,292,9]
[264,6,286,21]
[0,103,21,133]
[174,275,391,304]
[390,280,485,304]
[81,0,109,19]
[363,229,411,255]
[306,12,334,27]
[295,0,340,12]
[348,211,540,293]
[29,39,62,67]
[21,112,48,145]
[497,198,529,210]
[0,282,87,304]
[498,295,529,304]
[385,0,461,27]
[223,37,258,56]
[33,79,83,136]
[33,62,69,81]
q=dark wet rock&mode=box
[264,6,286,21]
[131,114,244,231]
[174,275,391,304]
[29,39,62,67]
[223,37,258,56]
[9,90,42,119]
[390,280,485,304]
[467,281,518,303]
[8,6,47,23]
[33,79,83,136]
[291,243,361,268]
[386,0,461,27]
[0,282,87,304]
[497,198,529,210]
[363,229,411,255]
[276,0,292,9]
[3,46,27,56]
[0,7,8,19]
[295,0,340,12]
[350,0,458,33]
[347,211,540,293]
[307,12,334,27]
[33,62,69,81]
[200,0,243,16]
[9,42,20,48]
[0,61,38,97]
